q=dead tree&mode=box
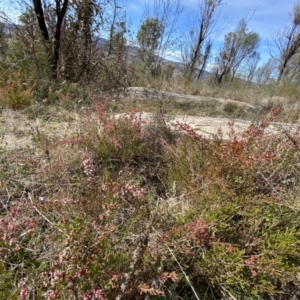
[33,0,68,79]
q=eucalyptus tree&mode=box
[32,0,68,79]
[182,0,223,80]
[137,0,182,77]
[60,0,104,81]
[0,22,8,57]
[1,0,120,83]
[137,17,163,75]
[254,58,277,86]
[273,2,300,82]
[214,18,259,84]
[108,21,126,55]
[107,0,127,56]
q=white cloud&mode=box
[163,50,182,62]
[0,8,20,24]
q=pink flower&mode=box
[20,287,28,299]
[109,137,122,150]
[82,152,95,177]
[245,255,255,265]
[94,289,104,298]
[7,224,15,230]
[44,290,57,299]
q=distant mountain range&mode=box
[96,38,211,78]
[0,21,15,37]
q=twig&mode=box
[165,243,201,300]
[283,130,300,152]
[219,284,238,300]
[28,194,70,238]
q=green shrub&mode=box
[1,100,300,299]
[223,102,238,114]
[0,75,33,109]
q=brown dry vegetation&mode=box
[1,84,300,299]
[1,1,300,299]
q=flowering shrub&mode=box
[1,102,300,299]
[161,108,300,298]
[80,101,149,164]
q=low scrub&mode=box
[0,75,33,109]
[1,102,300,299]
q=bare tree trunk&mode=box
[197,40,212,79]
[272,4,300,83]
[33,0,68,80]
[183,0,222,80]
[214,18,259,85]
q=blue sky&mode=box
[0,0,297,66]
[127,0,298,64]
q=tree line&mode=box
[0,0,299,88]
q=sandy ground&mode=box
[1,89,298,151]
[0,109,81,151]
[116,111,298,140]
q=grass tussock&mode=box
[1,100,300,300]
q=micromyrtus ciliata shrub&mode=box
[1,103,300,299]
